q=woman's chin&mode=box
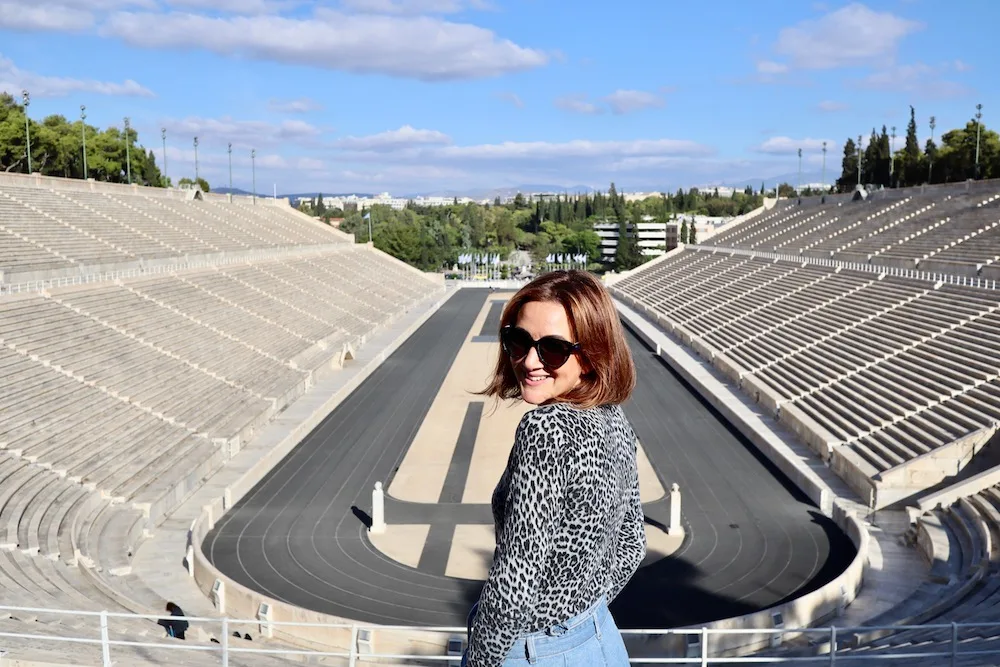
[519,384,550,405]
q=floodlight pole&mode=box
[890,126,896,185]
[797,148,802,195]
[821,141,827,191]
[161,128,168,187]
[857,134,863,188]
[193,136,200,183]
[22,90,31,174]
[124,117,132,185]
[974,104,983,180]
[227,143,233,191]
[251,149,256,205]
[928,116,936,183]
[80,105,88,180]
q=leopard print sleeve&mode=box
[607,458,646,602]
[464,409,569,667]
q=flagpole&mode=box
[367,210,373,243]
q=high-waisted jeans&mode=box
[463,596,630,667]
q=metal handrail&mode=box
[694,244,998,290]
[0,605,995,666]
[0,243,350,296]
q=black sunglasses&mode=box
[500,325,582,369]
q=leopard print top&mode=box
[465,402,646,667]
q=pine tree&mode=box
[904,105,920,160]
[688,221,697,245]
[837,137,858,192]
[863,128,879,185]
[680,219,689,245]
[903,105,921,186]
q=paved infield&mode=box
[203,288,855,629]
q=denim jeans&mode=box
[463,596,630,667]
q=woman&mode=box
[464,270,646,667]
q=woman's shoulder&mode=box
[518,402,623,439]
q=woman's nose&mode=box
[523,345,543,369]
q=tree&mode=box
[688,221,698,245]
[614,209,643,271]
[0,93,163,184]
[777,182,797,197]
[316,193,326,216]
[837,137,858,192]
[679,219,689,245]
[178,177,211,192]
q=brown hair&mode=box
[479,270,635,409]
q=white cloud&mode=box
[953,59,973,72]
[554,94,603,115]
[436,138,712,162]
[753,136,836,155]
[816,100,849,112]
[773,3,922,69]
[159,115,321,149]
[756,60,789,75]
[0,54,154,98]
[101,9,547,81]
[602,89,664,115]
[0,2,94,31]
[338,0,491,14]
[165,0,298,13]
[335,125,453,151]
[556,88,666,115]
[267,97,325,113]
[495,91,524,108]
[857,62,970,99]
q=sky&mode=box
[0,0,995,196]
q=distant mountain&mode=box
[213,187,279,197]
[402,184,598,200]
[281,192,375,200]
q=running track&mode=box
[204,289,855,628]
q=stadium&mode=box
[0,166,997,667]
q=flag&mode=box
[363,212,370,220]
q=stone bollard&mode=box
[668,483,681,536]
[370,481,386,534]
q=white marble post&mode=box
[370,481,386,534]
[668,483,681,536]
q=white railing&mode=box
[0,244,350,296]
[0,605,998,666]
[695,245,998,290]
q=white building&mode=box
[324,192,477,211]
[593,215,725,263]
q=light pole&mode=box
[123,117,132,185]
[928,116,936,183]
[857,134,863,188]
[890,126,896,185]
[821,141,827,191]
[974,103,983,180]
[797,147,802,195]
[80,105,88,180]
[193,136,200,183]
[227,143,233,191]
[251,149,256,205]
[161,128,168,187]
[22,90,32,174]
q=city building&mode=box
[593,215,728,262]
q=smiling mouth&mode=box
[523,375,550,386]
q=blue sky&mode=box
[0,0,994,195]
